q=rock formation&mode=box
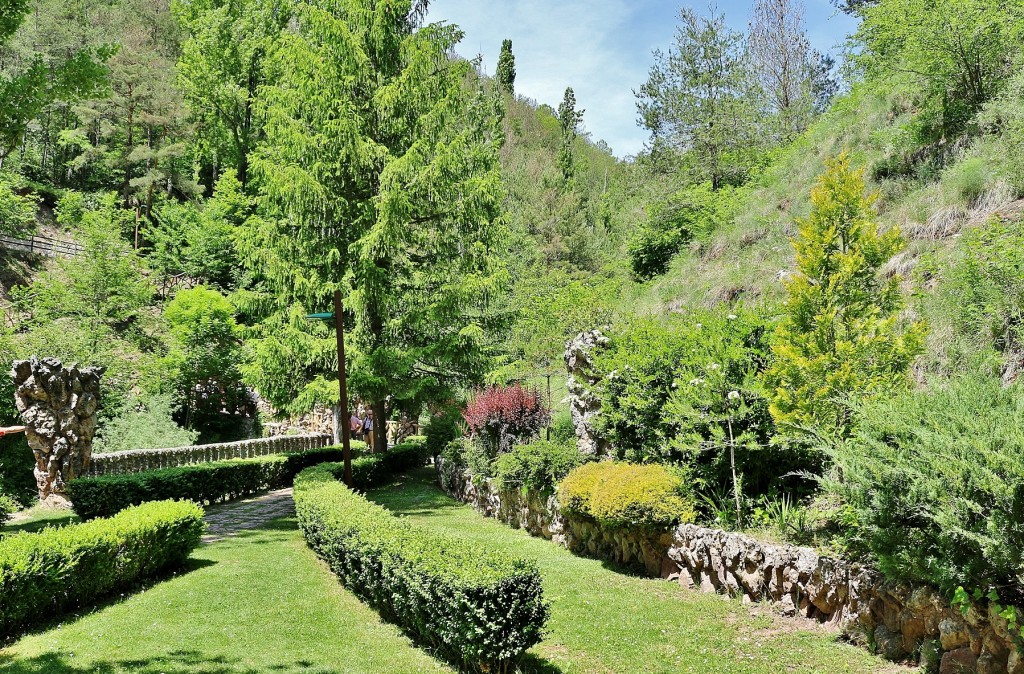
[12,357,104,505]
[563,329,610,456]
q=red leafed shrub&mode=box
[462,384,550,452]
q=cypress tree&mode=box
[496,38,516,96]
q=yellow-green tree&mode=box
[765,153,925,440]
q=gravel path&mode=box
[202,487,295,543]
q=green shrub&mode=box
[558,462,696,529]
[94,394,199,454]
[0,492,16,525]
[549,409,576,444]
[494,440,588,494]
[827,376,1024,599]
[349,440,431,489]
[294,463,548,673]
[0,500,204,637]
[68,446,351,520]
[421,407,463,458]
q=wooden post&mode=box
[334,290,353,487]
[546,373,552,441]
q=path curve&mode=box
[202,487,295,543]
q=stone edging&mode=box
[87,434,332,476]
[437,460,1021,673]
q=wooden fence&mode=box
[0,234,82,258]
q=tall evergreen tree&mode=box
[636,6,757,188]
[557,87,583,182]
[765,153,926,440]
[496,38,516,96]
[238,0,507,428]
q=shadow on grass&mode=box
[0,649,336,674]
[2,513,79,536]
[364,468,465,517]
[1,556,218,647]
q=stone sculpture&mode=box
[563,329,610,456]
[12,356,104,505]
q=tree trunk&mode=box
[372,399,387,452]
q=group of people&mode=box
[349,407,376,451]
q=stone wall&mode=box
[86,434,331,476]
[438,462,1021,673]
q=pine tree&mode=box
[496,38,516,96]
[238,0,507,427]
[557,87,584,182]
[765,153,926,440]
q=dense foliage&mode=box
[493,439,588,494]
[827,377,1024,600]
[0,500,204,637]
[559,462,695,530]
[765,154,925,440]
[462,383,550,453]
[294,462,548,673]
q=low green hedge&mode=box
[350,440,432,489]
[559,461,696,529]
[294,463,547,673]
[68,446,355,520]
[494,440,589,494]
[1,500,204,637]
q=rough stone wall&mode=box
[438,463,1021,673]
[86,434,331,476]
[563,330,610,456]
[12,357,104,504]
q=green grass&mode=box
[2,506,79,536]
[367,468,903,674]
[0,517,451,673]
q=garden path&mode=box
[201,487,295,542]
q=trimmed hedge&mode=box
[350,440,432,489]
[294,463,547,673]
[1,500,204,637]
[559,461,696,529]
[68,446,356,520]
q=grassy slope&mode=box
[632,84,1023,316]
[369,468,903,674]
[0,517,451,674]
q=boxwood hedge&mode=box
[294,462,548,673]
[1,500,204,638]
[68,445,358,520]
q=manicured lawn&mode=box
[367,468,905,674]
[2,506,78,536]
[0,516,452,673]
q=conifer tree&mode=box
[496,38,516,96]
[557,87,584,182]
[765,153,925,440]
[238,0,507,427]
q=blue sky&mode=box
[425,1,858,157]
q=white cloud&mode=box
[427,1,858,159]
[427,0,660,157]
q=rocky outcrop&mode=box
[86,434,332,476]
[12,357,104,505]
[438,463,1022,672]
[563,329,610,456]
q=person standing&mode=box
[350,409,363,442]
[363,409,375,452]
